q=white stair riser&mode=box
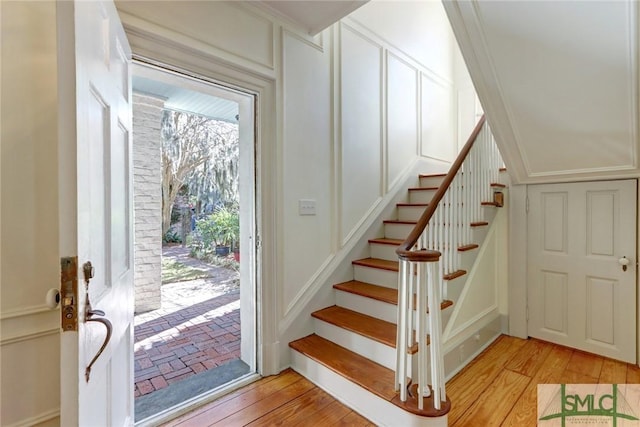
[397,205,427,221]
[336,290,397,324]
[314,318,396,370]
[353,265,398,289]
[290,351,448,427]
[419,176,446,188]
[370,243,400,261]
[384,222,414,240]
[409,189,437,204]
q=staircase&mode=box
[289,117,504,426]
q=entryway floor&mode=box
[133,246,241,399]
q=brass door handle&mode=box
[85,309,112,382]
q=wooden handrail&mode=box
[396,115,487,262]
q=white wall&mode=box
[0,1,471,424]
[1,2,61,426]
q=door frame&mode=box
[120,32,280,378]
[508,179,640,364]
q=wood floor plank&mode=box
[337,411,374,426]
[628,364,640,383]
[505,338,552,377]
[565,350,603,380]
[245,387,334,426]
[600,358,628,383]
[169,371,304,427]
[210,377,316,426]
[446,335,526,424]
[451,370,530,427]
[502,344,572,426]
[289,400,352,426]
[164,372,287,426]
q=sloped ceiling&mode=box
[444,1,639,184]
[255,0,368,35]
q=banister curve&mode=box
[396,115,486,262]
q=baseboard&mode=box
[443,315,502,381]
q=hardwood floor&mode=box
[447,334,640,426]
[161,369,374,427]
[163,335,640,426]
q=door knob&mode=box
[619,256,630,272]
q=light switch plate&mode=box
[298,199,316,215]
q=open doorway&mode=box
[130,63,257,423]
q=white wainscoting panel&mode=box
[421,74,455,162]
[386,53,419,191]
[282,30,333,314]
[340,25,383,244]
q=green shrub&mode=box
[191,205,239,254]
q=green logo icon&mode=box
[539,384,639,426]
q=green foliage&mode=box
[162,229,182,244]
[192,205,239,254]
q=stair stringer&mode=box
[278,157,449,371]
[441,201,509,378]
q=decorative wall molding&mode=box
[0,306,59,346]
[344,18,454,89]
[118,10,276,80]
[4,409,59,427]
[278,158,426,334]
[281,27,325,53]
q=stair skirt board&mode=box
[313,318,397,370]
[291,351,448,427]
[443,315,503,381]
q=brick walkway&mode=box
[134,248,241,398]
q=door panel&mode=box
[528,180,636,363]
[59,1,134,425]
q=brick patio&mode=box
[134,249,241,398]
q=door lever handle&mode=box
[85,309,112,382]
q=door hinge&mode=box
[526,196,530,213]
[256,235,262,250]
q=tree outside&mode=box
[161,109,240,261]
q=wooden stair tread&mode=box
[470,221,489,227]
[290,335,451,417]
[383,219,417,225]
[312,306,397,347]
[396,203,428,207]
[443,270,466,281]
[418,173,446,178]
[368,238,403,246]
[408,187,438,191]
[352,257,398,272]
[458,244,479,252]
[333,280,454,311]
[334,280,398,304]
[490,182,506,188]
[290,334,397,400]
[481,201,499,207]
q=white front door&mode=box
[527,180,637,363]
[59,1,134,425]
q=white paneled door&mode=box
[527,180,637,363]
[59,1,134,425]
